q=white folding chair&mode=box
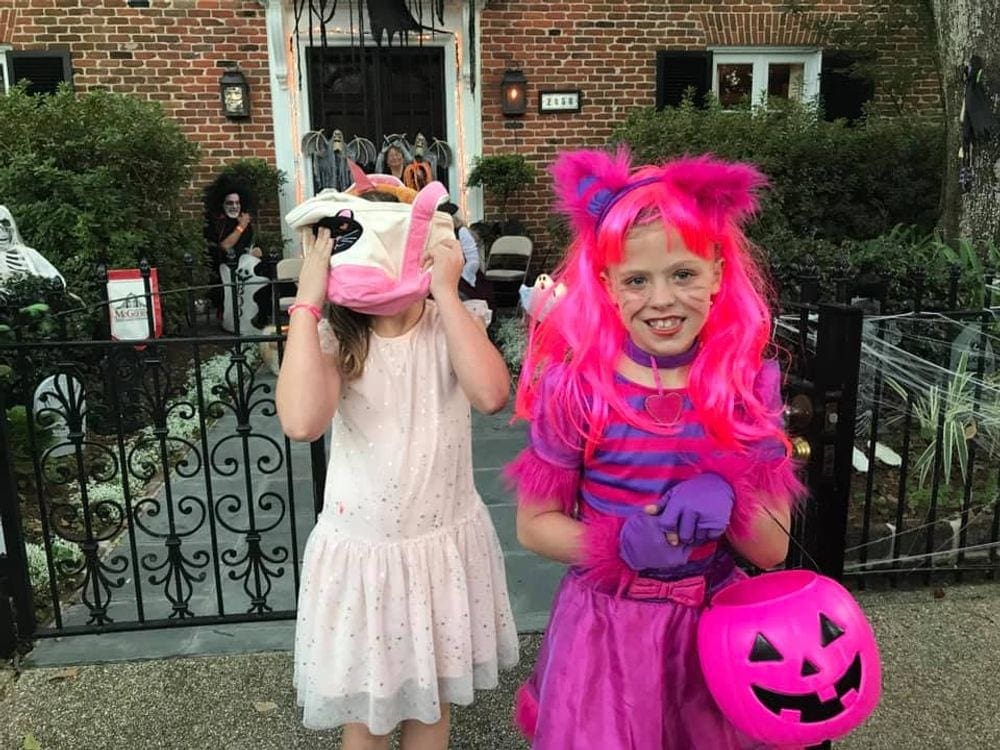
[484,236,533,285]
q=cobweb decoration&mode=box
[290,0,476,93]
[777,308,1000,573]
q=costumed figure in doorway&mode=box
[376,133,414,182]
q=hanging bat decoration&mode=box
[301,129,334,194]
[429,137,453,170]
[346,135,378,169]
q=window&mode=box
[5,50,73,95]
[709,48,821,109]
[656,51,712,109]
[0,46,9,93]
[820,51,874,123]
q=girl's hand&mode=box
[422,237,464,299]
[619,511,693,572]
[295,227,333,308]
[650,473,735,546]
[238,212,253,229]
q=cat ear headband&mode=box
[551,148,766,235]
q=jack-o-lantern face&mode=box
[698,570,881,747]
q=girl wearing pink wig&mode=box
[505,149,806,749]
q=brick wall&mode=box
[1,0,274,225]
[479,1,942,272]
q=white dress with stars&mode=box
[293,300,519,733]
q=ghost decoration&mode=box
[698,570,881,747]
[519,273,566,321]
[220,254,265,335]
[0,205,65,286]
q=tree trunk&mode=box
[931,1,1000,246]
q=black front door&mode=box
[307,46,448,186]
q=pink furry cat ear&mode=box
[661,157,767,226]
[550,148,633,232]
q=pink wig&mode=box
[515,148,783,453]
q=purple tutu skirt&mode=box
[516,561,769,750]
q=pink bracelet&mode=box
[288,302,323,321]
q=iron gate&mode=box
[0,263,327,654]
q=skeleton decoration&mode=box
[301,130,378,192]
[403,133,434,191]
[0,205,65,286]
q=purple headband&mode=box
[586,175,664,228]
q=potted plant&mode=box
[466,154,536,236]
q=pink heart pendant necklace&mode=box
[623,338,698,426]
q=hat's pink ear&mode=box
[551,147,632,234]
[660,156,767,227]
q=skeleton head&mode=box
[331,129,345,153]
[0,205,18,252]
[0,204,65,285]
[413,132,427,157]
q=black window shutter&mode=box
[656,51,712,109]
[820,51,874,123]
[7,51,73,95]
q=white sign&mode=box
[539,90,581,113]
[107,268,163,341]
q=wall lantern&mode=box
[501,68,528,116]
[219,67,250,120]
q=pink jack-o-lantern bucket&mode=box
[697,570,881,747]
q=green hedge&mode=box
[0,84,201,333]
[613,99,944,246]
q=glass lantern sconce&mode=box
[219,67,251,120]
[501,69,528,116]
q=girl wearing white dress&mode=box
[277,193,519,749]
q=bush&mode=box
[493,313,528,388]
[466,154,537,223]
[614,98,944,245]
[0,84,202,333]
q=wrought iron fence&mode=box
[3,252,1000,658]
[0,255,326,651]
[777,258,1000,587]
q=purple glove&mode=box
[619,512,693,572]
[658,473,734,545]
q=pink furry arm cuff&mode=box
[502,447,578,514]
[699,452,808,540]
[503,447,634,589]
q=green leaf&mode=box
[22,733,41,750]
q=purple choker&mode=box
[623,338,699,369]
